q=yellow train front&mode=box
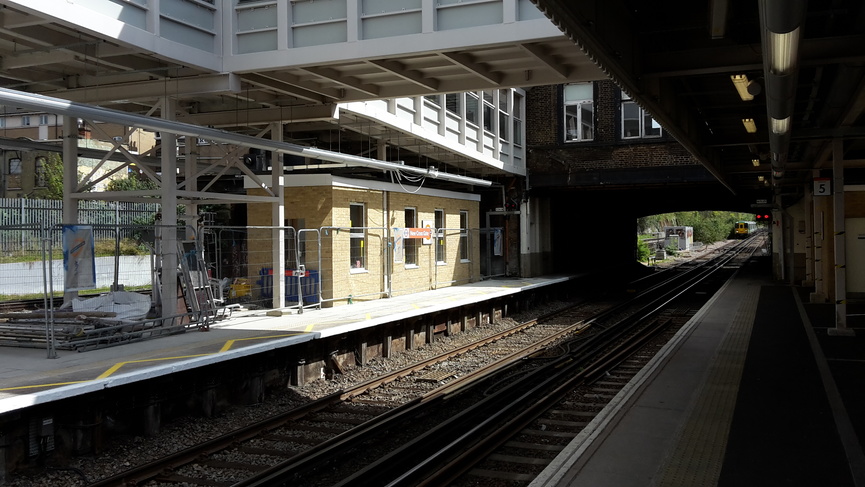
[731,221,757,239]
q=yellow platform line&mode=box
[218,333,301,353]
[5,333,310,392]
[1,380,88,392]
[97,353,213,379]
[99,333,304,377]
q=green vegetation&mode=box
[94,237,150,256]
[637,211,753,265]
[637,211,752,245]
[636,237,651,262]
[30,153,94,199]
[105,172,159,192]
[0,284,152,301]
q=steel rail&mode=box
[84,309,575,486]
[321,242,757,486]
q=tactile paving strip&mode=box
[655,284,759,486]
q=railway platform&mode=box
[531,256,865,487]
[0,275,576,414]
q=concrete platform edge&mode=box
[529,272,740,487]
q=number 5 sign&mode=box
[814,178,831,196]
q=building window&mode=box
[350,203,366,270]
[424,94,441,107]
[8,157,22,174]
[446,93,461,116]
[498,89,509,142]
[459,210,469,261]
[435,209,446,264]
[466,93,479,126]
[512,92,523,147]
[21,116,31,126]
[35,157,47,187]
[39,115,49,126]
[621,91,662,139]
[564,83,594,142]
[482,91,495,133]
[405,207,417,267]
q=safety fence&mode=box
[0,223,211,355]
[0,222,503,355]
[199,225,491,309]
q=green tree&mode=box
[105,172,158,192]
[636,236,651,262]
[34,153,66,199]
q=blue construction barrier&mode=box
[302,269,319,304]
[257,268,319,304]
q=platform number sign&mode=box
[814,177,831,196]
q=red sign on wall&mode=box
[406,227,432,239]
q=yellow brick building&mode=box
[246,174,480,307]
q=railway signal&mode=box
[755,212,771,223]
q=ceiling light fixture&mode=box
[752,158,761,167]
[731,75,754,101]
[768,28,800,75]
[758,175,765,182]
[742,118,757,133]
[771,116,790,134]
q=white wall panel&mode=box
[362,11,422,39]
[73,0,147,28]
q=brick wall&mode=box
[247,183,480,307]
[388,192,480,297]
[526,80,702,178]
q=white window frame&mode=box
[482,91,495,133]
[512,92,523,147]
[465,92,479,126]
[404,207,418,268]
[445,93,461,116]
[435,208,446,265]
[349,203,366,272]
[621,91,662,139]
[564,83,594,142]
[459,210,470,262]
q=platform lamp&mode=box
[731,75,762,102]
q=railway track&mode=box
[11,237,763,487]
[85,304,601,487]
[235,236,762,487]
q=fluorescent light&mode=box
[731,75,754,101]
[742,118,757,133]
[771,117,790,134]
[768,28,799,75]
[752,158,760,167]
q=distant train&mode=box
[731,221,758,239]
